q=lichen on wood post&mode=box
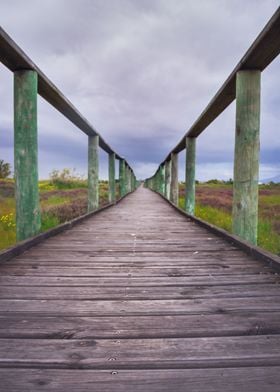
[88,135,99,211]
[170,152,178,205]
[165,160,171,200]
[159,165,165,195]
[14,70,41,241]
[125,165,130,193]
[232,70,261,245]
[108,152,115,203]
[119,159,126,197]
[156,170,160,193]
[185,137,196,215]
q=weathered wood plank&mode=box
[1,335,280,369]
[1,367,280,392]
[1,283,279,300]
[0,186,280,391]
[0,296,280,316]
[1,312,280,339]
[0,274,278,287]
[0,265,272,277]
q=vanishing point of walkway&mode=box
[1,187,280,391]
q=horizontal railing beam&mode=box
[0,27,134,167]
[159,7,280,164]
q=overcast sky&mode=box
[1,0,279,181]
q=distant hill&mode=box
[260,174,280,184]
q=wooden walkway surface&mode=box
[1,186,280,391]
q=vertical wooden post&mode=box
[14,70,41,241]
[165,160,171,200]
[156,170,160,193]
[232,70,261,245]
[119,159,126,197]
[185,137,196,215]
[130,171,132,191]
[170,152,178,205]
[88,135,99,211]
[160,165,165,195]
[126,165,130,193]
[132,171,135,191]
[108,152,115,203]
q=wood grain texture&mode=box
[14,70,41,241]
[232,70,260,244]
[1,186,280,391]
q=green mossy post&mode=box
[151,177,154,191]
[232,70,261,245]
[119,159,126,197]
[159,165,165,195]
[129,168,131,192]
[165,160,171,200]
[170,152,178,205]
[14,70,41,241]
[156,170,160,193]
[154,172,157,192]
[108,152,116,203]
[185,137,196,215]
[125,165,130,193]
[129,168,132,192]
[88,135,99,212]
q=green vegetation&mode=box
[179,182,280,255]
[49,168,87,189]
[0,167,113,251]
[41,214,60,232]
[0,159,11,179]
[0,212,16,249]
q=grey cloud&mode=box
[0,0,279,180]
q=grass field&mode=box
[179,182,280,255]
[0,179,118,251]
[1,179,279,255]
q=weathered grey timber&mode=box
[232,71,260,245]
[108,153,116,203]
[14,70,41,241]
[1,187,280,391]
[185,137,196,215]
[88,135,99,211]
[170,153,178,205]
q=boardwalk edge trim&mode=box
[151,189,280,272]
[0,189,136,264]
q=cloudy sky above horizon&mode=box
[1,0,279,181]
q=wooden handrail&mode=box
[0,28,137,241]
[145,8,280,247]
[0,27,134,164]
[158,7,280,162]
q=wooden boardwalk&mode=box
[1,186,280,391]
